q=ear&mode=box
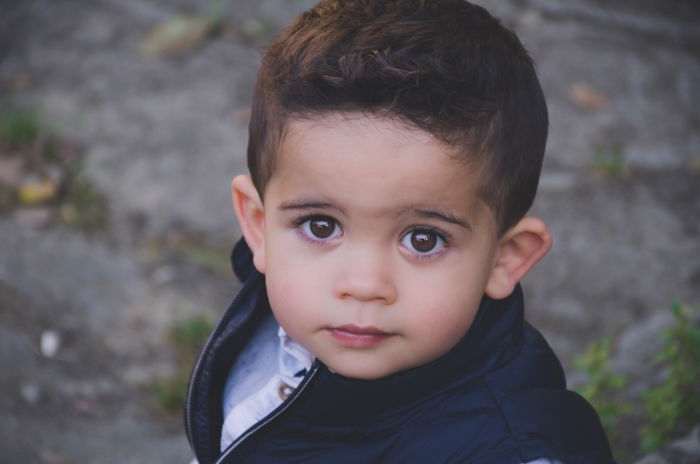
[231,174,267,274]
[485,216,552,300]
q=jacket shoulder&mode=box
[480,323,615,464]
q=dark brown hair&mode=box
[247,0,548,234]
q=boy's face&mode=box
[252,114,504,380]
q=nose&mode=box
[333,248,397,305]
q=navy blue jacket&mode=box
[185,239,615,463]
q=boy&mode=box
[185,1,615,463]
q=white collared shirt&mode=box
[220,326,313,452]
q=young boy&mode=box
[185,1,615,463]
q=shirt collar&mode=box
[278,326,314,381]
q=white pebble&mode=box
[40,330,61,358]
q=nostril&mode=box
[334,277,397,304]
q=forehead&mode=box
[284,113,450,153]
[282,113,459,176]
[269,113,493,224]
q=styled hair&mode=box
[247,0,548,234]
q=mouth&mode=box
[326,324,394,348]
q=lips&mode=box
[326,324,394,348]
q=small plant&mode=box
[180,245,231,273]
[574,336,631,443]
[149,315,213,415]
[0,104,108,232]
[593,144,630,179]
[574,300,700,458]
[150,368,192,414]
[208,0,227,27]
[60,173,109,232]
[144,230,231,275]
[0,106,41,150]
[170,315,214,362]
[641,301,700,452]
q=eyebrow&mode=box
[278,200,344,214]
[279,201,471,230]
[405,208,472,231]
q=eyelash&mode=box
[294,215,343,245]
[400,227,450,261]
[292,215,451,260]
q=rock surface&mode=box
[636,428,700,464]
[1,0,698,462]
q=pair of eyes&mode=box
[298,216,447,256]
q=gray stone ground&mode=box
[0,0,698,462]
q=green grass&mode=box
[0,106,41,150]
[641,301,700,452]
[593,145,630,179]
[180,245,231,273]
[60,175,109,233]
[574,335,631,460]
[574,300,700,457]
[149,315,213,415]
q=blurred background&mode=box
[1,0,698,462]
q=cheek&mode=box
[402,265,485,337]
[421,298,479,339]
[266,269,307,315]
[409,293,481,362]
[265,234,305,296]
[264,252,326,328]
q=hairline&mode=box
[253,108,507,233]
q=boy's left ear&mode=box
[485,216,553,300]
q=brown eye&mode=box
[310,218,334,238]
[410,230,437,252]
[401,228,446,257]
[300,216,341,241]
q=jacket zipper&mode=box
[185,294,241,448]
[214,361,321,464]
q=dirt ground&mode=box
[1,0,699,463]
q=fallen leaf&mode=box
[568,82,610,111]
[140,15,216,57]
[517,9,543,29]
[18,177,57,205]
[240,18,273,40]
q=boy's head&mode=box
[247,0,548,235]
[232,0,552,380]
